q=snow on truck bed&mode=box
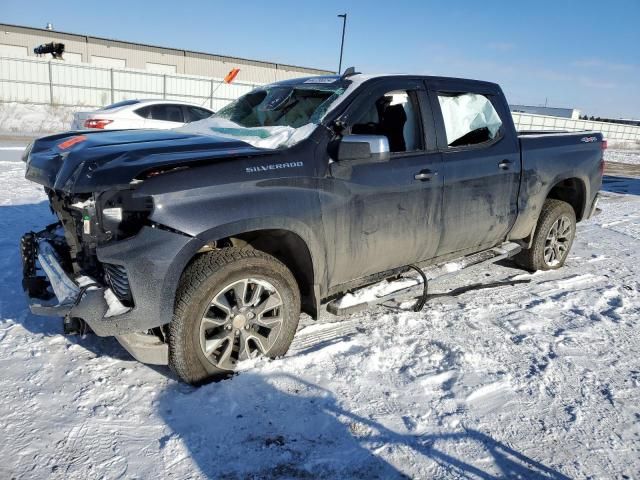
[1,142,639,479]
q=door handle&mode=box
[499,160,512,170]
[414,169,437,181]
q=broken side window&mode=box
[437,93,502,147]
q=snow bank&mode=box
[606,139,640,150]
[0,102,83,136]
[606,148,640,165]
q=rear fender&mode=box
[509,173,590,241]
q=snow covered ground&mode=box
[606,147,640,166]
[1,141,639,479]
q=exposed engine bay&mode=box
[32,188,154,308]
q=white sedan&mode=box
[71,99,214,130]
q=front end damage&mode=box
[20,129,260,364]
[21,187,195,365]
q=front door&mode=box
[321,78,444,289]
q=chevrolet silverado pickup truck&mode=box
[21,70,604,383]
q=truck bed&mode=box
[507,130,604,241]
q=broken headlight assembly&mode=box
[97,190,154,242]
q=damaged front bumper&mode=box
[21,230,108,320]
[20,224,198,365]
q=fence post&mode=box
[48,61,54,105]
[110,69,114,104]
[163,74,167,99]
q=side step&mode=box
[326,242,522,316]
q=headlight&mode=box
[98,190,153,241]
[102,207,123,223]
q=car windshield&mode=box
[178,80,348,149]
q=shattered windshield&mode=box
[179,80,348,149]
[217,83,346,128]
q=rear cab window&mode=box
[436,92,503,148]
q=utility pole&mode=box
[337,13,347,74]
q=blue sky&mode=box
[3,0,639,118]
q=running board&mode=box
[326,242,522,316]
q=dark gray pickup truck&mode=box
[21,71,604,383]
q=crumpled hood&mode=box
[24,129,272,194]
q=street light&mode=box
[337,13,347,74]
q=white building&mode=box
[510,104,581,120]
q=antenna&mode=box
[337,14,347,74]
[341,66,360,78]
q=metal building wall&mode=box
[0,23,332,85]
[85,37,186,72]
[0,24,90,61]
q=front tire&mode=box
[515,199,576,272]
[169,248,300,384]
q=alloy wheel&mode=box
[544,215,573,267]
[198,278,284,370]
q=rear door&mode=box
[323,78,444,287]
[426,79,520,256]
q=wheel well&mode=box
[226,229,317,319]
[547,178,586,221]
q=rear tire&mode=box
[514,199,576,272]
[169,248,300,384]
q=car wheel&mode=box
[515,199,576,272]
[169,248,300,384]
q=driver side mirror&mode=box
[335,135,390,162]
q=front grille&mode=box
[103,263,133,306]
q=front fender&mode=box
[141,175,328,298]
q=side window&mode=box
[134,106,152,119]
[437,93,502,147]
[351,90,422,153]
[147,105,184,123]
[185,106,213,122]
